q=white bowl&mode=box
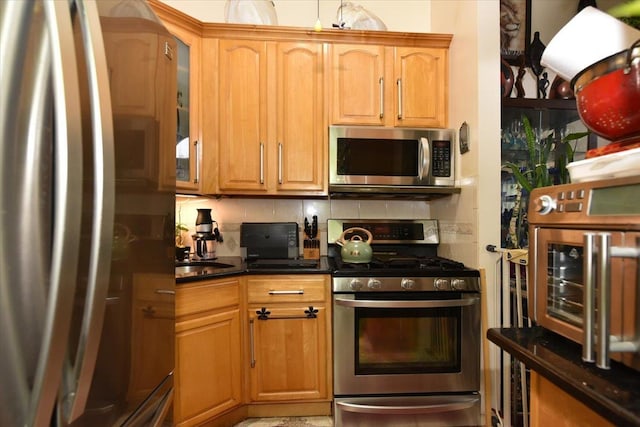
[541,7,640,82]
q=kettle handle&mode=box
[339,227,373,244]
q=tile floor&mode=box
[233,416,333,426]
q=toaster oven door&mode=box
[531,227,640,369]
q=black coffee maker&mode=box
[192,209,223,260]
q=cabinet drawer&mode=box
[176,278,240,318]
[133,273,175,302]
[247,275,328,303]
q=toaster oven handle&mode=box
[582,233,597,363]
[597,234,640,369]
[334,297,479,309]
[418,137,430,180]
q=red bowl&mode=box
[572,41,640,142]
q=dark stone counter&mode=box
[487,326,640,427]
[176,256,332,284]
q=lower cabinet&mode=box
[529,371,614,427]
[129,274,175,406]
[175,277,243,427]
[246,275,332,403]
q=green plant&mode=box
[503,115,589,193]
[502,115,589,248]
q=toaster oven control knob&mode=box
[368,279,382,289]
[534,194,556,215]
[434,278,449,290]
[451,279,466,290]
[349,279,364,291]
[401,278,415,290]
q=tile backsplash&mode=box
[176,197,433,257]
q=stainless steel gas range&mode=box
[328,219,481,426]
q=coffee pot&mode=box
[192,232,218,260]
[192,209,223,260]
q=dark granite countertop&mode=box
[176,256,332,284]
[487,326,640,427]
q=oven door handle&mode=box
[335,398,478,415]
[334,297,479,309]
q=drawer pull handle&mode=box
[304,306,318,318]
[155,289,175,295]
[268,290,304,295]
[255,306,318,320]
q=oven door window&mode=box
[355,305,460,375]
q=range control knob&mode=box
[368,279,382,290]
[401,278,416,290]
[534,194,556,215]
[349,279,363,291]
[451,279,466,290]
[434,278,449,290]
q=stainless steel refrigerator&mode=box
[1,1,176,425]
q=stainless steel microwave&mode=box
[528,175,640,371]
[329,126,456,195]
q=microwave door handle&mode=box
[419,137,429,180]
[583,233,597,363]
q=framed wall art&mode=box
[500,0,531,65]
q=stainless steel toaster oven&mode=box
[528,175,640,371]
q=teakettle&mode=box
[336,227,373,263]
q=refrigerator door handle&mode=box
[28,1,85,426]
[58,0,116,423]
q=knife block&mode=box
[303,239,320,260]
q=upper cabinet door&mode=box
[393,47,448,128]
[169,26,202,192]
[275,42,326,194]
[217,39,269,193]
[330,44,386,126]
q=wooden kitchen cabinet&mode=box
[529,371,614,427]
[330,44,448,128]
[215,39,327,196]
[174,277,243,427]
[101,16,177,189]
[150,1,216,194]
[128,274,175,405]
[246,275,332,403]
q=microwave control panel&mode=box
[431,140,451,177]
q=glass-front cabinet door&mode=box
[169,26,201,192]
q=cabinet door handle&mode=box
[155,289,175,295]
[397,78,402,120]
[193,140,200,184]
[268,290,304,295]
[278,143,283,184]
[379,77,384,118]
[249,319,256,368]
[259,142,264,184]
